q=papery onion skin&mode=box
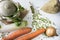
[46,26,57,37]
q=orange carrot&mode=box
[2,27,32,40]
[15,28,45,40]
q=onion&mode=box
[46,26,58,37]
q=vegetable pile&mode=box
[0,0,28,26]
[2,27,58,40]
[0,1,58,40]
[2,27,45,40]
[30,5,58,37]
[30,5,54,30]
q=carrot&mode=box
[15,28,45,40]
[2,27,32,40]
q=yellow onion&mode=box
[46,26,58,37]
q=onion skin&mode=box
[46,26,58,37]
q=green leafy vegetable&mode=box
[15,22,21,26]
[30,6,35,13]
[20,20,27,26]
[0,25,1,29]
[19,6,24,11]
[15,20,27,26]
[7,4,27,26]
[17,3,24,11]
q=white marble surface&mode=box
[0,0,60,40]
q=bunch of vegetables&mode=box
[2,5,58,40]
[2,26,57,40]
[0,0,28,27]
[0,0,29,33]
[30,5,58,37]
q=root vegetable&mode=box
[46,26,58,37]
[2,27,32,40]
[15,28,45,40]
